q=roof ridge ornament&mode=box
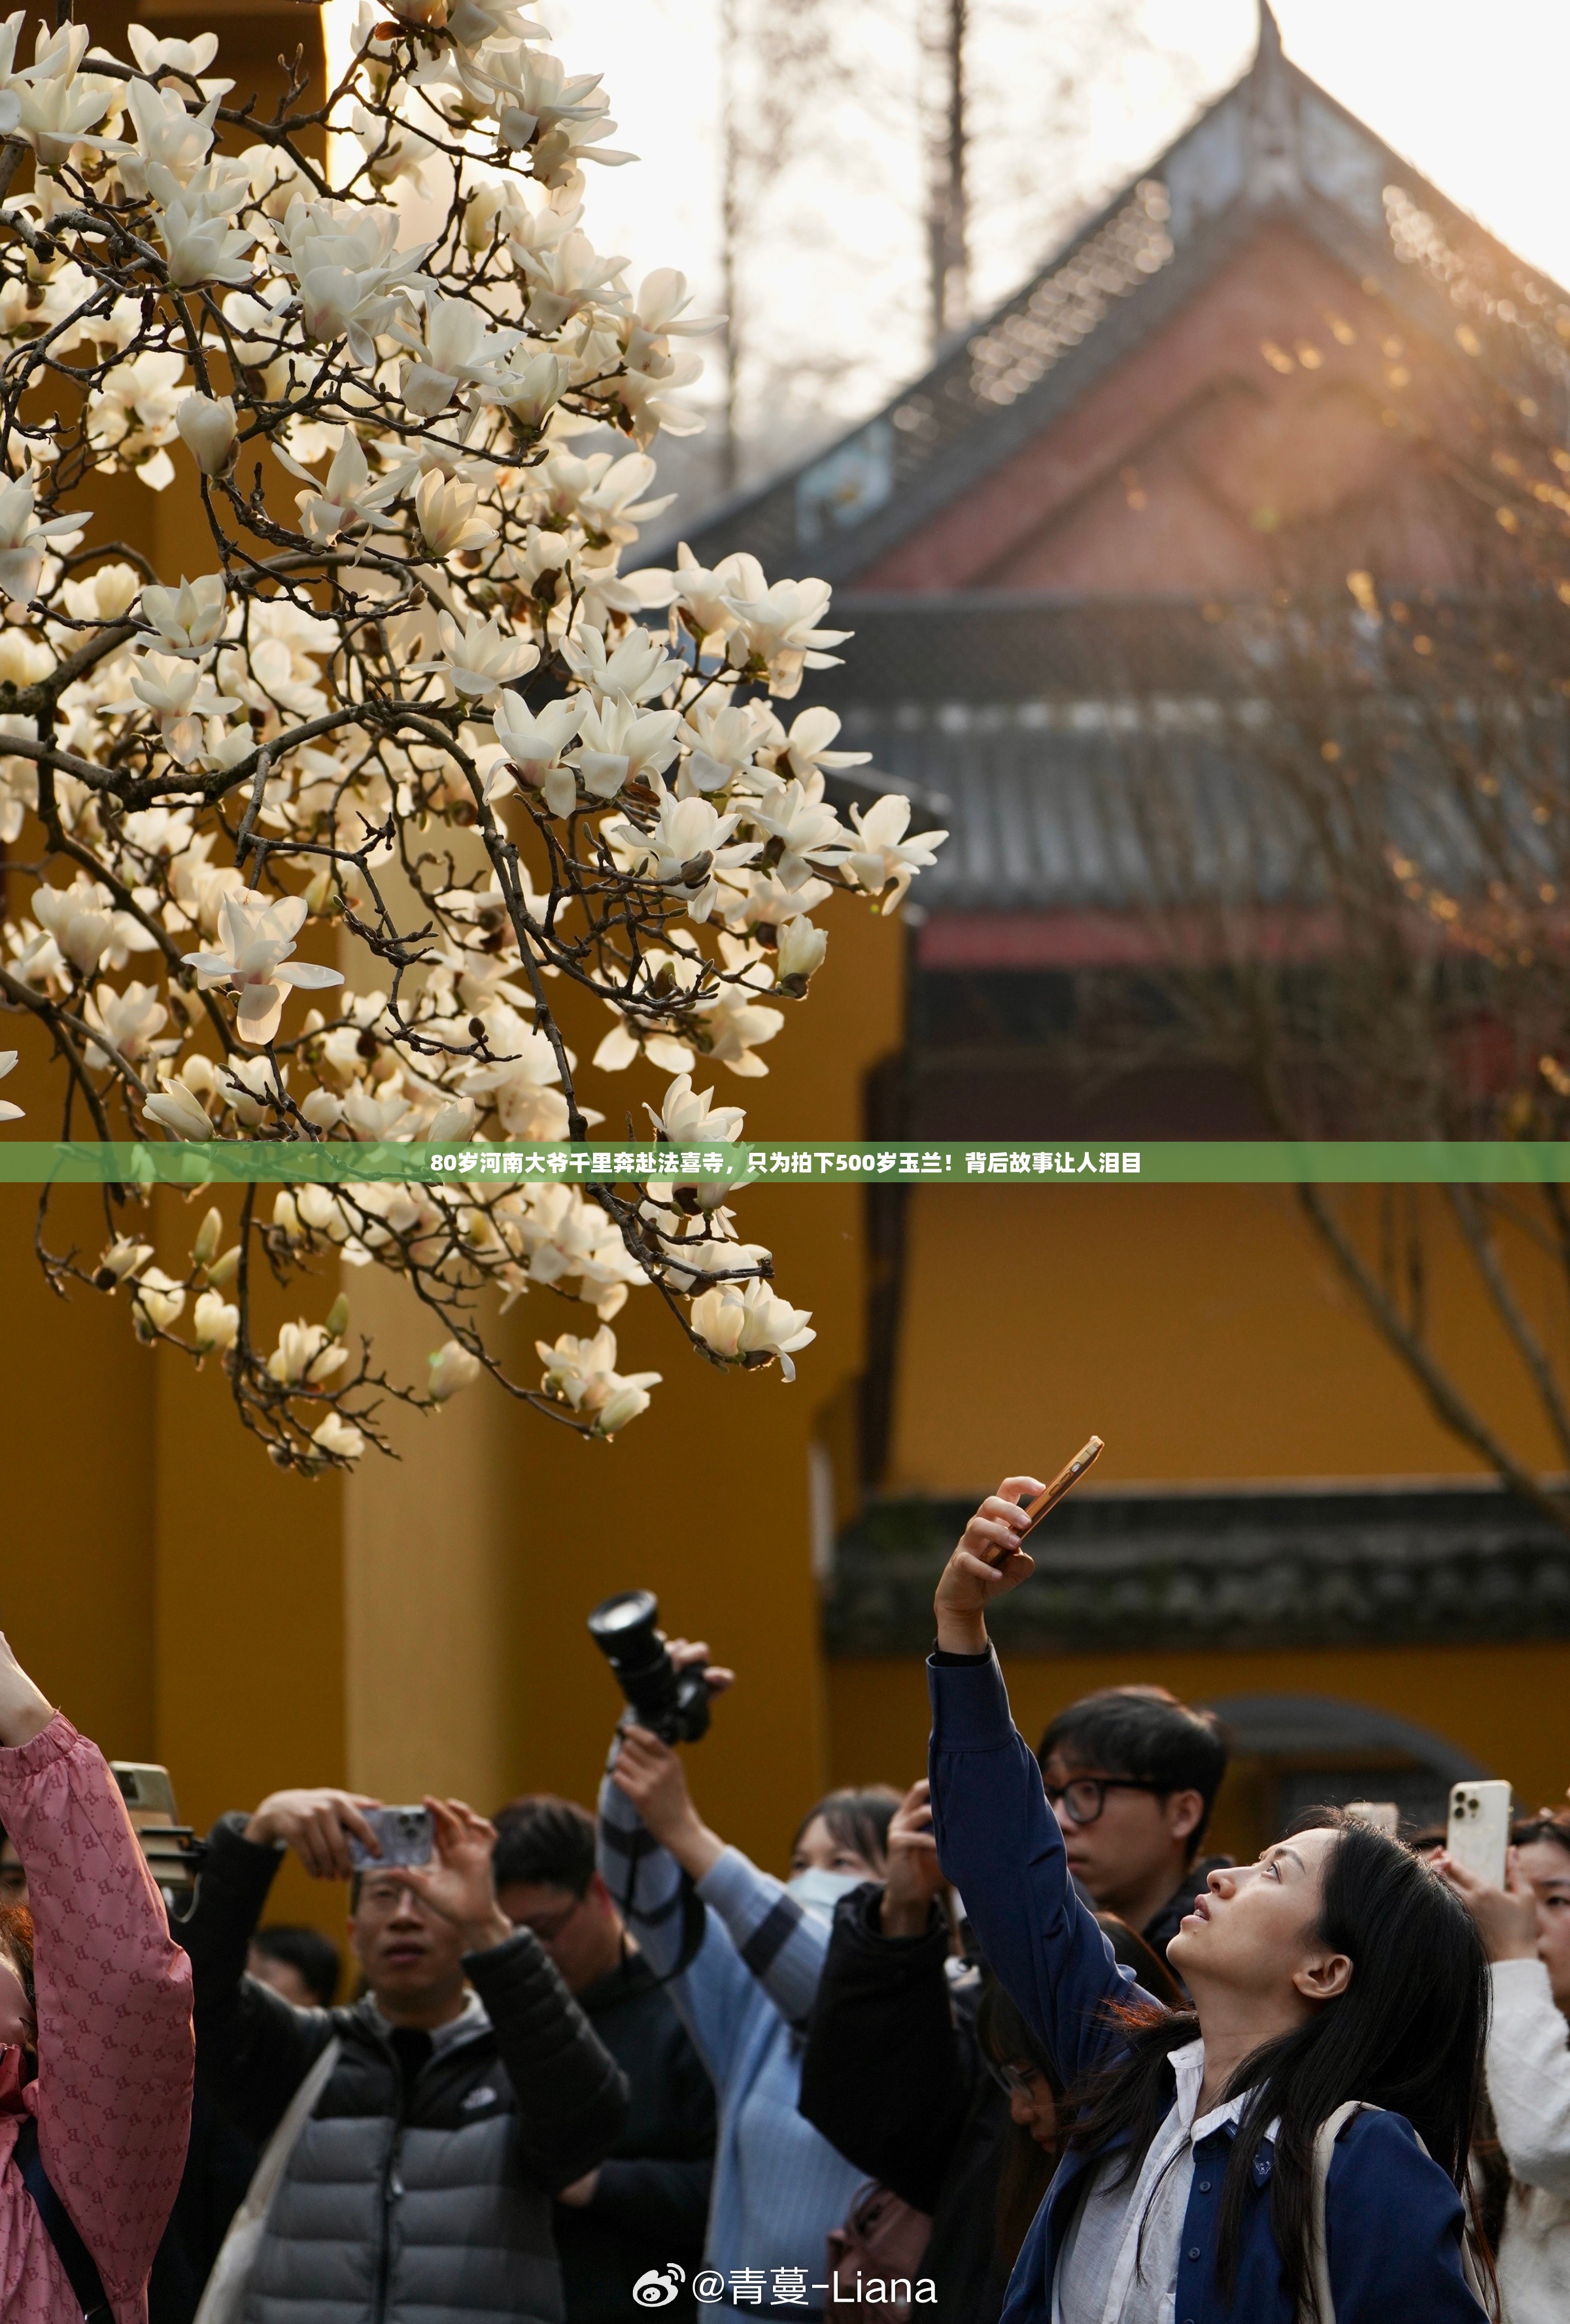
[1247,0,1302,207]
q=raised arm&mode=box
[396,1800,628,2192]
[0,1632,194,2306]
[184,1789,374,2145]
[927,1483,1146,2087]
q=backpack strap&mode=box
[1307,2102,1495,2324]
[14,2116,111,2321]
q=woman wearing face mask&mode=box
[927,1480,1491,2324]
[1439,1812,1570,2323]
[600,1638,898,2317]
[0,1628,193,2323]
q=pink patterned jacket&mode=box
[0,1713,195,2324]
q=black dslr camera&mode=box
[587,1590,711,1745]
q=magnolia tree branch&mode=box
[0,6,947,1469]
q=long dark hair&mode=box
[1065,1815,1489,2310]
[976,1973,1065,2262]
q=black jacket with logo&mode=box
[186,1811,628,2324]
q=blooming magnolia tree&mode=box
[0,6,944,1469]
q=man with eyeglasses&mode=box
[493,1794,715,2323]
[1036,1684,1231,1957]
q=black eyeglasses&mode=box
[1043,1776,1169,1827]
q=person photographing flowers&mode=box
[926,1477,1492,2324]
[599,1638,898,2317]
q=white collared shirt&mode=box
[1051,2040,1268,2324]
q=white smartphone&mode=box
[1344,1801,1399,1838]
[1446,1780,1512,1887]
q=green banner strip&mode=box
[3,1140,1570,1184]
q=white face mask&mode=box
[785,1868,867,1919]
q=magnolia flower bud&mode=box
[191,1205,223,1268]
[428,1339,481,1401]
[776,915,828,992]
[430,1096,477,1144]
[206,1245,241,1288]
[193,1290,239,1354]
[324,1292,350,1341]
[176,394,238,479]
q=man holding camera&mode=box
[182,1785,628,2324]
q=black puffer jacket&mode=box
[186,1813,628,2324]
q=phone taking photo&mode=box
[347,1805,434,1873]
[1446,1780,1512,1889]
[1015,1436,1104,1545]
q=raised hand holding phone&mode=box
[935,1442,1105,1653]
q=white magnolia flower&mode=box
[132,1265,186,1331]
[560,621,682,707]
[434,611,538,700]
[844,795,949,914]
[125,26,228,86]
[569,696,681,802]
[0,473,86,605]
[690,1277,815,1381]
[115,76,220,194]
[645,1072,745,1146]
[428,1339,482,1400]
[267,1318,349,1386]
[61,560,140,621]
[535,1324,659,1434]
[141,572,226,655]
[277,195,428,366]
[97,1235,154,1284]
[772,706,872,783]
[149,162,256,288]
[415,470,496,557]
[311,1412,364,1462]
[776,915,828,989]
[4,20,118,167]
[175,393,237,477]
[192,1288,239,1353]
[603,792,755,922]
[280,429,407,544]
[393,290,523,416]
[0,1048,20,1123]
[743,778,851,892]
[492,690,585,817]
[85,978,168,1061]
[143,1073,214,1140]
[722,567,849,700]
[182,891,343,1046]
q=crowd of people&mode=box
[2,1477,1570,2321]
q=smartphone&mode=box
[1343,1801,1399,1838]
[1446,1780,1512,1888]
[348,1805,434,1873]
[1012,1437,1104,1547]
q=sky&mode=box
[325,0,1570,456]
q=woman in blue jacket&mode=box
[927,1475,1491,2324]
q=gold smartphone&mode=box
[1007,1436,1104,1552]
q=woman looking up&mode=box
[926,1477,1490,2324]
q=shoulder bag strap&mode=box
[1306,2100,1368,2324]
[192,2032,343,2324]
[14,2115,111,2322]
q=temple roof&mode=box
[659,6,1570,589]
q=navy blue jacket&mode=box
[927,1648,1488,2324]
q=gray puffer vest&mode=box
[244,2004,564,2324]
[185,1814,628,2324]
